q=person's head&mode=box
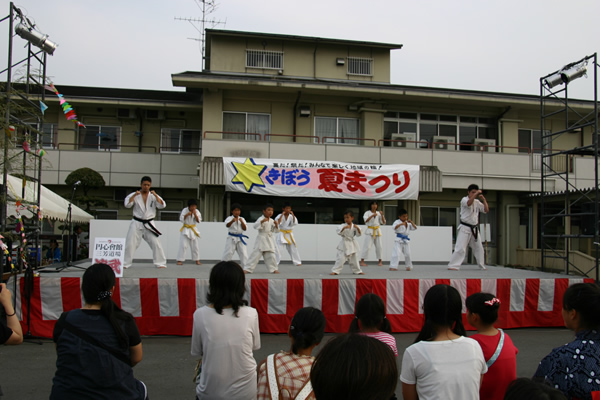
[562,282,600,332]
[369,200,378,212]
[74,225,82,234]
[49,239,58,248]
[187,199,198,212]
[231,203,242,217]
[467,183,480,196]
[288,307,326,355]
[263,203,274,218]
[310,333,398,400]
[140,176,152,192]
[81,263,115,306]
[398,208,408,222]
[466,292,500,328]
[415,284,466,342]
[206,261,248,316]
[282,202,292,214]
[349,293,392,334]
[343,210,354,224]
[504,378,567,400]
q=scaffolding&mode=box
[539,53,599,281]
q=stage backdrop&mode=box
[89,221,453,263]
[223,157,420,200]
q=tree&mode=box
[64,168,108,212]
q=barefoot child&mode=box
[349,293,397,355]
[244,204,280,274]
[176,199,202,265]
[275,202,302,266]
[221,203,249,266]
[331,210,364,276]
[466,293,518,400]
[389,209,417,271]
[360,201,386,267]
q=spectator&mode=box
[0,283,23,345]
[257,307,325,400]
[466,292,518,400]
[533,282,600,400]
[400,284,487,400]
[191,261,260,399]
[504,378,567,400]
[50,263,147,400]
[45,239,61,264]
[348,293,397,356]
[310,333,398,400]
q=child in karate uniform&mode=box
[331,210,364,275]
[221,203,249,266]
[389,208,417,271]
[244,204,279,274]
[176,199,202,265]
[275,202,302,266]
[360,201,386,267]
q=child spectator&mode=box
[191,261,260,399]
[45,239,62,264]
[533,282,600,400]
[244,203,279,274]
[222,203,249,266]
[176,199,202,265]
[360,201,386,267]
[389,208,417,271]
[466,292,518,400]
[330,210,364,275]
[400,284,487,400]
[257,307,326,400]
[310,333,398,400]
[504,378,567,400]
[275,202,302,266]
[349,293,397,356]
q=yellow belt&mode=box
[368,225,381,237]
[280,229,296,245]
[180,224,199,237]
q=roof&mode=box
[206,29,403,50]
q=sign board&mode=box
[92,237,125,277]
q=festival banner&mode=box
[223,158,419,200]
[92,237,125,277]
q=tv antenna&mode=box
[175,0,226,70]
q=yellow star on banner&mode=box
[231,158,267,192]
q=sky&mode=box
[3,0,600,100]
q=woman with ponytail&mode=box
[50,263,147,400]
[257,307,326,400]
[400,284,486,400]
[534,282,600,399]
[348,293,397,356]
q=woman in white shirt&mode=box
[191,261,261,400]
[400,284,487,400]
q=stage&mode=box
[9,260,592,338]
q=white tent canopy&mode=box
[2,174,94,223]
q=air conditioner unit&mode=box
[473,138,496,152]
[145,110,165,120]
[116,108,136,119]
[432,135,456,150]
[391,132,417,148]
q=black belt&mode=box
[133,216,162,237]
[460,220,479,240]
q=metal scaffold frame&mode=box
[539,53,599,281]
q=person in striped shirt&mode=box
[349,293,397,356]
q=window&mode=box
[518,129,551,153]
[78,125,121,151]
[420,206,458,240]
[223,112,270,141]
[161,129,201,154]
[347,57,373,76]
[315,117,360,144]
[41,123,58,149]
[246,49,283,70]
[159,211,180,221]
[95,209,118,220]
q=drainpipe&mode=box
[293,91,301,142]
[505,204,524,265]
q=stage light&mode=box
[561,63,587,84]
[544,73,564,89]
[14,22,57,55]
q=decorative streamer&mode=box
[44,83,86,128]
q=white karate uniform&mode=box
[390,220,417,270]
[176,207,202,262]
[361,210,384,260]
[274,213,301,266]
[331,223,363,274]
[448,196,486,269]
[123,191,167,268]
[244,216,279,273]
[221,215,249,266]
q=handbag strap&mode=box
[294,379,313,400]
[486,329,505,368]
[266,354,281,400]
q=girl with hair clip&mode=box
[50,263,147,400]
[400,284,487,400]
[191,261,260,400]
[534,282,600,400]
[348,293,397,356]
[257,307,326,400]
[466,292,518,400]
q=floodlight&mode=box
[14,22,57,55]
[561,63,587,84]
[544,73,564,89]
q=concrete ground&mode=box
[1,327,573,399]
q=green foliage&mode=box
[65,168,106,212]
